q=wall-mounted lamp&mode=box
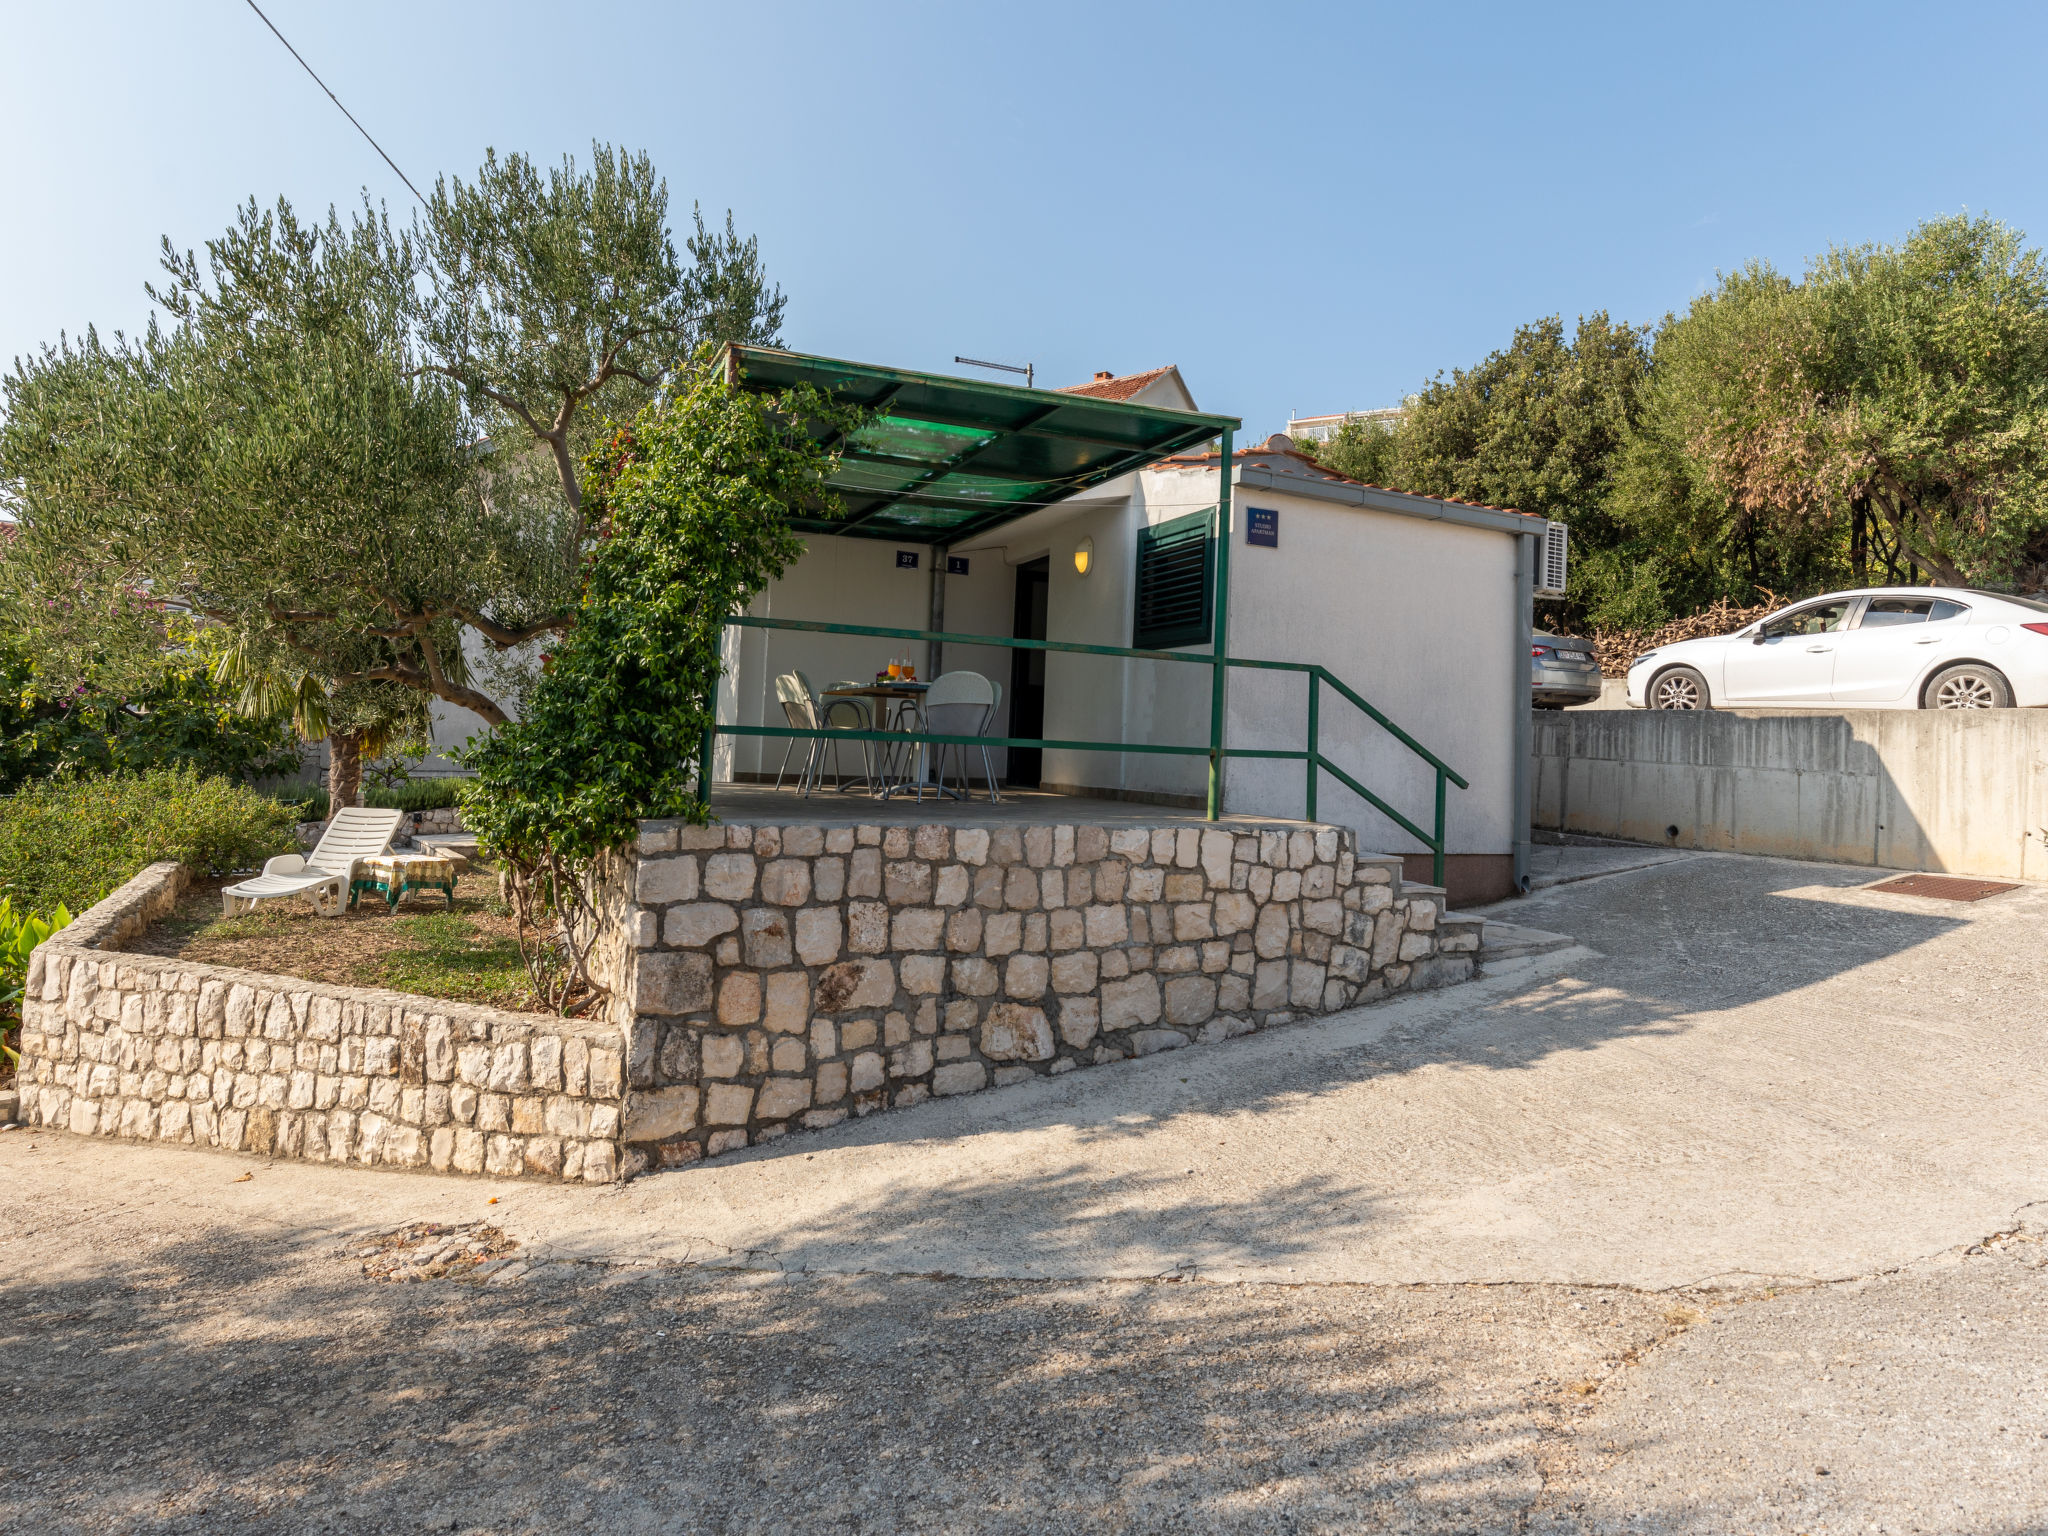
[1073,536,1094,577]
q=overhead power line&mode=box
[241,0,426,206]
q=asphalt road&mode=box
[5,849,2045,1532]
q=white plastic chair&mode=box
[772,673,822,792]
[821,682,878,794]
[220,806,406,918]
[924,670,1001,803]
[774,672,876,795]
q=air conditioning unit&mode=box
[1536,521,1569,597]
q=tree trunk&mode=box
[1851,498,1869,585]
[1871,490,1967,586]
[327,730,365,816]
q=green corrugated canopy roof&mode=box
[718,344,1241,545]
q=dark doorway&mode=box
[1009,557,1049,786]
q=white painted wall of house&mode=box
[719,535,1014,781]
[1217,477,1520,860]
[714,464,1524,870]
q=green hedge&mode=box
[366,778,464,813]
[0,767,299,914]
[274,786,330,822]
[269,778,467,825]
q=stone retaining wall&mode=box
[406,805,466,837]
[15,815,1489,1186]
[15,863,628,1183]
[608,817,1479,1171]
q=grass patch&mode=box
[358,911,528,1005]
[132,881,540,1013]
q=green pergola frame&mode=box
[718,344,1241,547]
[705,346,1467,873]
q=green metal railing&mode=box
[705,615,1469,887]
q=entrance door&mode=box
[1008,557,1049,786]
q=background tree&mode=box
[1608,215,2048,610]
[1,147,791,785]
[1309,216,2048,636]
[213,631,431,811]
[0,199,527,801]
[0,619,299,794]
[1803,214,2048,585]
[1303,313,1654,629]
[1306,412,1401,487]
[1603,263,1845,621]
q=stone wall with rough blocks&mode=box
[612,817,1482,1170]
[15,862,629,1184]
[405,805,466,837]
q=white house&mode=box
[713,349,1543,904]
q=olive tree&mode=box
[2,145,790,808]
[417,145,787,573]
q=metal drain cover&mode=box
[1868,873,2021,902]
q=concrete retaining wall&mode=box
[1533,708,2048,877]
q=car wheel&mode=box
[1924,663,2011,709]
[1648,666,1710,710]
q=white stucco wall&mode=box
[1005,463,1522,853]
[706,467,1522,868]
[719,534,1013,780]
[1219,480,1520,859]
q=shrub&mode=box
[0,766,299,914]
[0,628,301,795]
[366,777,464,813]
[274,786,331,822]
[0,897,72,1071]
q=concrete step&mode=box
[413,833,483,871]
[1460,916,1576,965]
[1436,912,1485,956]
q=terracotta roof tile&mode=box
[1056,365,1178,402]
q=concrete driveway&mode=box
[8,847,2045,1533]
[520,845,2043,1291]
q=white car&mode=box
[1627,587,2048,710]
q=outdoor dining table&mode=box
[820,682,958,800]
[350,852,459,911]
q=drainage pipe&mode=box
[1512,530,1535,893]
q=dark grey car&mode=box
[1532,630,1602,708]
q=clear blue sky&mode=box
[6,1,2046,438]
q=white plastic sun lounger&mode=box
[221,806,406,918]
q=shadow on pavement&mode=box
[2,1218,1644,1534]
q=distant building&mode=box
[1057,365,1200,412]
[1287,406,1404,443]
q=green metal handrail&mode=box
[710,614,1467,886]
